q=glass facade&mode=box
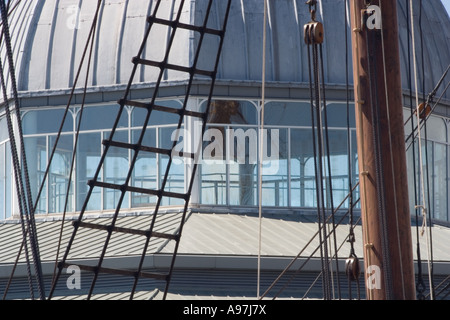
[200,100,359,209]
[405,112,449,222]
[0,98,449,223]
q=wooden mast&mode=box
[349,0,416,299]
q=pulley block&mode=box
[304,21,324,45]
[416,102,431,120]
[345,255,361,282]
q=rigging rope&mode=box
[405,64,450,152]
[0,0,104,299]
[0,0,45,299]
[406,0,426,300]
[409,0,434,300]
[257,0,268,300]
[0,53,35,300]
[259,184,360,299]
[418,0,435,299]
[304,0,339,299]
[319,32,341,300]
[344,0,361,300]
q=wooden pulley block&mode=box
[345,255,361,282]
[416,102,431,120]
[304,21,324,45]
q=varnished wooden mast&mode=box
[349,0,416,300]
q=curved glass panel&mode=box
[77,132,102,212]
[24,136,47,214]
[131,100,183,127]
[79,105,127,131]
[23,109,73,134]
[207,100,258,125]
[425,116,446,143]
[325,103,356,128]
[433,142,447,221]
[0,117,8,143]
[264,101,311,127]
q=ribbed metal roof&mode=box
[1,212,449,299]
[0,211,184,271]
[1,212,449,272]
[161,212,450,269]
[1,0,449,100]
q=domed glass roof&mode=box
[1,0,449,101]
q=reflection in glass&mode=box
[24,136,47,214]
[77,133,102,212]
[160,127,185,206]
[132,128,157,207]
[205,100,258,206]
[104,131,129,210]
[261,128,287,207]
[49,135,73,213]
[23,109,73,134]
[433,143,447,221]
[80,105,127,131]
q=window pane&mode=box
[79,105,127,131]
[77,132,102,211]
[325,103,356,128]
[207,100,258,125]
[132,155,157,207]
[23,109,73,135]
[264,102,311,127]
[262,128,287,206]
[131,128,158,207]
[49,135,73,214]
[229,160,256,206]
[201,125,227,205]
[24,136,47,214]
[0,117,8,142]
[201,163,227,205]
[159,127,185,205]
[327,129,351,208]
[290,129,314,207]
[433,143,447,221]
[131,100,182,127]
[201,100,258,207]
[103,131,129,210]
[227,125,258,206]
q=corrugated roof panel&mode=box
[161,212,450,267]
[0,212,183,265]
[1,212,449,267]
[160,213,359,258]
